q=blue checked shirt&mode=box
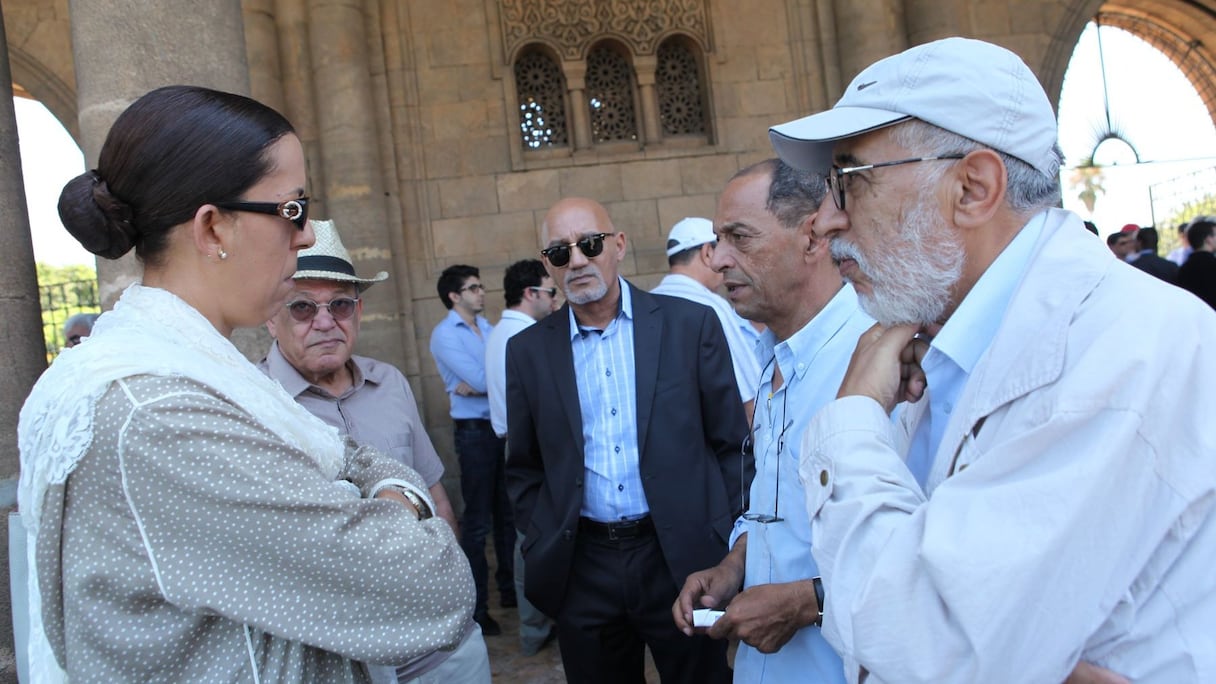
[570,280,648,522]
[429,309,493,420]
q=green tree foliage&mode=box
[36,262,100,360]
[1155,196,1216,257]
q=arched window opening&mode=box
[586,45,638,143]
[656,39,706,136]
[515,50,569,149]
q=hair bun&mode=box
[58,170,140,259]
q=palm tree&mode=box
[1069,157,1106,215]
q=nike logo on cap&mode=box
[857,81,878,90]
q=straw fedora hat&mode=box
[293,219,389,291]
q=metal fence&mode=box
[40,278,101,359]
[1148,166,1216,228]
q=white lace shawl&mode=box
[17,284,346,682]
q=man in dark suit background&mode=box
[1129,226,1180,284]
[505,197,748,683]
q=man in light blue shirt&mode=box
[652,216,762,420]
[484,259,559,655]
[429,264,514,636]
[674,159,871,683]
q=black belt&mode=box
[453,418,491,430]
[578,516,655,541]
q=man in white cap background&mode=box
[261,219,489,684]
[770,37,1216,683]
[652,216,762,419]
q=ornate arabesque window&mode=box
[501,1,713,158]
[515,50,569,149]
[656,38,706,137]
[585,45,639,143]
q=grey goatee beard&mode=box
[830,197,963,326]
[563,267,609,305]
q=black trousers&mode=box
[555,531,731,684]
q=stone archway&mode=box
[1042,0,1216,127]
[10,46,78,144]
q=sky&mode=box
[15,97,88,266]
[15,22,1216,266]
[1056,22,1216,234]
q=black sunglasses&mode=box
[285,297,359,322]
[215,197,310,230]
[540,232,612,268]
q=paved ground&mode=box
[479,587,568,683]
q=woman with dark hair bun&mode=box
[19,86,474,682]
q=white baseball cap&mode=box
[665,217,716,257]
[769,37,1059,178]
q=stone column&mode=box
[68,0,252,309]
[831,0,907,82]
[306,0,408,372]
[0,9,48,680]
[243,0,287,114]
[904,0,968,46]
[564,60,592,151]
[273,0,327,205]
[634,54,662,145]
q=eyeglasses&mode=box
[527,286,557,297]
[459,283,485,294]
[826,155,964,211]
[740,357,791,524]
[215,197,310,230]
[285,297,359,322]
[540,232,612,268]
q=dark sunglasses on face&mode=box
[540,232,611,268]
[286,296,359,322]
[215,197,310,230]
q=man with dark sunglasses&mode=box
[505,197,749,684]
[261,219,489,684]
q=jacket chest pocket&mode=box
[947,415,988,478]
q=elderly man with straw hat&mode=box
[261,219,490,684]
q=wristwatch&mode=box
[389,486,433,520]
[812,576,825,627]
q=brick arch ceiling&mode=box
[1044,0,1216,129]
[1098,3,1216,128]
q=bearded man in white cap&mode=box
[261,219,490,684]
[652,217,761,418]
[769,37,1216,683]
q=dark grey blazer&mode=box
[505,282,750,618]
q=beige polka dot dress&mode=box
[36,375,474,683]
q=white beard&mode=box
[563,266,609,305]
[830,196,964,326]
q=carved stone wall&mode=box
[499,0,713,61]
